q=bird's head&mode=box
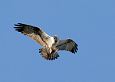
[53,35,59,43]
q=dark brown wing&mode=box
[14,23,50,46]
[56,39,78,54]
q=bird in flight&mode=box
[14,23,78,60]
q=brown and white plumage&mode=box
[56,39,78,54]
[14,23,78,60]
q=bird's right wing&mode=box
[14,23,50,47]
[56,39,78,54]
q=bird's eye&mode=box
[54,37,57,42]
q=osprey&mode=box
[14,23,78,60]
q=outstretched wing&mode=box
[14,23,50,46]
[56,39,78,54]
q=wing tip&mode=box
[14,23,27,28]
[14,26,24,33]
[71,42,78,54]
[14,23,31,33]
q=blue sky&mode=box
[0,0,115,82]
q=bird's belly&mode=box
[46,37,54,48]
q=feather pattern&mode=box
[56,39,78,53]
[14,23,50,47]
[39,48,59,60]
[14,23,78,60]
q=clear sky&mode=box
[0,0,115,82]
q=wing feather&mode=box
[14,23,50,46]
[56,39,78,54]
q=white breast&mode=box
[46,37,55,48]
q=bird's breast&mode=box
[46,37,55,48]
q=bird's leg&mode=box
[45,47,51,54]
[49,48,52,54]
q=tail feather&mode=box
[39,48,59,60]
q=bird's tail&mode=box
[39,48,59,60]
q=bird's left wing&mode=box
[14,23,50,47]
[56,39,78,54]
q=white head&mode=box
[53,35,59,43]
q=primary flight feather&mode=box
[14,23,78,60]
